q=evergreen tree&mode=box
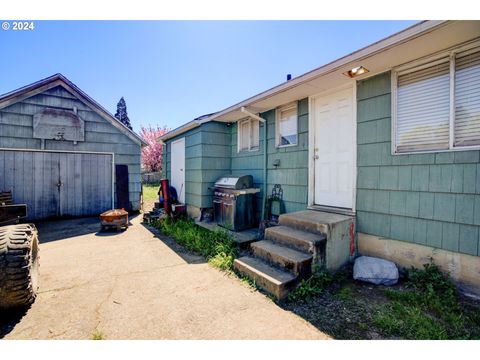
[114,97,132,130]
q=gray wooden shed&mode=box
[0,74,147,220]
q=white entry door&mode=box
[171,138,185,204]
[312,86,355,209]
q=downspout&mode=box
[240,107,268,223]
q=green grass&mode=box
[151,217,237,271]
[142,183,160,201]
[336,285,354,301]
[91,329,105,340]
[287,267,335,302]
[372,261,480,339]
[241,275,257,289]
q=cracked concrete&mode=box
[2,215,328,340]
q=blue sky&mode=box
[0,21,416,132]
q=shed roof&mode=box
[160,20,480,142]
[0,73,148,147]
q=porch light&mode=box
[343,66,369,78]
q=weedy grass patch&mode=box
[142,183,160,201]
[283,260,480,340]
[151,217,237,271]
[373,261,480,339]
[91,329,105,340]
[336,284,354,301]
[287,267,335,302]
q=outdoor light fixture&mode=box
[343,66,369,78]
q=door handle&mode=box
[313,155,319,160]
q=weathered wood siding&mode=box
[0,149,112,220]
[356,72,480,257]
[0,85,141,211]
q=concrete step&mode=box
[233,256,297,300]
[265,225,326,254]
[279,210,353,236]
[251,240,312,279]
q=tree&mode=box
[140,125,169,173]
[114,97,132,130]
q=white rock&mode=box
[353,256,399,286]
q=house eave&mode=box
[162,20,479,140]
[159,120,200,143]
[204,20,452,123]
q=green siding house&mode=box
[161,21,480,296]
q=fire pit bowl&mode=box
[100,209,129,231]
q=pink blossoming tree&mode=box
[140,125,169,173]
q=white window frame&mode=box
[275,102,298,148]
[391,40,480,155]
[237,117,259,152]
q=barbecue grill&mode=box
[213,175,260,231]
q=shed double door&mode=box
[0,150,113,220]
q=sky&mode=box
[0,21,416,133]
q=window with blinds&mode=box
[238,118,259,152]
[396,60,451,152]
[455,49,480,147]
[393,45,480,153]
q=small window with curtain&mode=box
[276,103,298,147]
[393,44,480,154]
[238,118,259,152]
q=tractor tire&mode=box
[0,224,39,309]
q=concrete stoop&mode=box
[234,210,355,300]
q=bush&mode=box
[151,217,237,271]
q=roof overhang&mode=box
[160,20,480,143]
[158,119,200,143]
[205,20,480,123]
[0,73,148,147]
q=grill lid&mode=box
[214,175,253,189]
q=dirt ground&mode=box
[281,267,480,340]
[0,215,328,340]
[281,273,391,340]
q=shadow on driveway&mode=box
[34,214,140,243]
[0,308,29,338]
[140,221,206,265]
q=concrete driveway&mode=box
[1,215,328,339]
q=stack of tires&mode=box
[0,224,39,309]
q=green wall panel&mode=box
[165,121,231,209]
[229,99,310,222]
[356,71,480,257]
